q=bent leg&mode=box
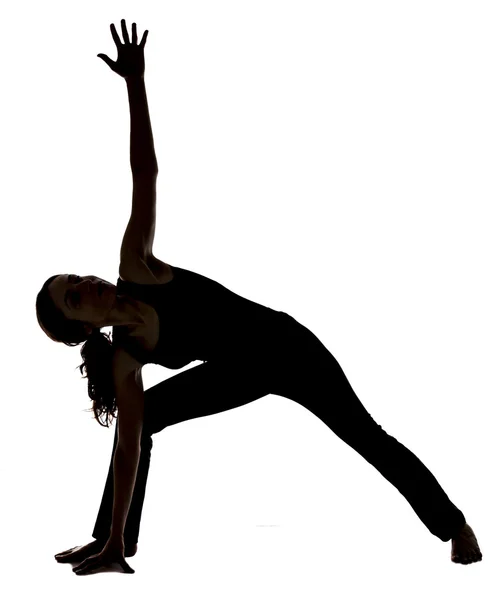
[271,319,466,543]
[92,359,271,545]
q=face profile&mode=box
[47,274,141,332]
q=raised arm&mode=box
[126,75,158,174]
[121,74,159,261]
[98,19,158,174]
[98,19,158,264]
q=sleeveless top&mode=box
[112,264,285,369]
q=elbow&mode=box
[116,422,143,456]
[116,441,142,457]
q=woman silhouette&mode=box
[38,20,482,575]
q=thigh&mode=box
[143,359,272,435]
[271,319,383,445]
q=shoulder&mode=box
[119,253,174,285]
[112,344,143,388]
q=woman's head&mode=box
[36,272,137,428]
[43,273,122,336]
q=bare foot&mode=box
[55,539,104,563]
[55,539,137,563]
[451,523,482,565]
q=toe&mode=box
[452,554,470,565]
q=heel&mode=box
[125,543,138,557]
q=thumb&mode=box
[97,54,115,70]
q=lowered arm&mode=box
[110,445,141,541]
[109,360,145,541]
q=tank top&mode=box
[112,264,284,369]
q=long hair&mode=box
[36,274,117,428]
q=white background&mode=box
[1,0,498,597]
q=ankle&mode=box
[94,537,137,556]
[451,522,467,540]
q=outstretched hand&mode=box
[72,538,134,576]
[97,19,149,80]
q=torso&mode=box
[114,256,174,376]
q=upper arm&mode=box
[113,350,145,451]
[120,171,158,263]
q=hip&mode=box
[235,311,336,375]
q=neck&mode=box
[119,294,149,327]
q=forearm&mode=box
[109,445,141,540]
[126,75,158,174]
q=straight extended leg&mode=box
[269,317,466,543]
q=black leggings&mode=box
[92,312,466,545]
